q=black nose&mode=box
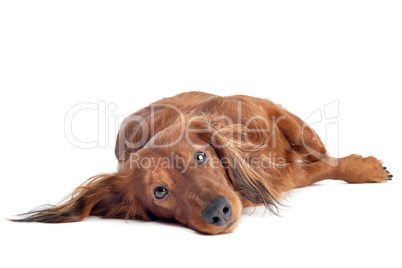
[202,196,232,226]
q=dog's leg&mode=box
[272,107,327,162]
[292,155,391,188]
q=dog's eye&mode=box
[194,151,207,165]
[154,186,169,199]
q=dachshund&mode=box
[12,92,392,234]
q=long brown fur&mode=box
[12,92,392,234]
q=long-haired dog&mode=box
[12,92,392,234]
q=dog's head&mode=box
[14,116,281,234]
[128,146,242,234]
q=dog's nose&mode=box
[202,196,232,226]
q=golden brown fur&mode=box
[12,92,392,234]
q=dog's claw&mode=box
[387,174,393,180]
[382,166,387,170]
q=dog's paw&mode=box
[343,155,392,183]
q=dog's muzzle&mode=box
[202,196,232,226]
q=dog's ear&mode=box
[189,116,282,214]
[11,173,148,223]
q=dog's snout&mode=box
[202,196,232,226]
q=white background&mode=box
[1,1,401,267]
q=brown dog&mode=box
[13,92,392,234]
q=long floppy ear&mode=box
[189,116,283,214]
[11,172,147,223]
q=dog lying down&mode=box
[12,92,392,234]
